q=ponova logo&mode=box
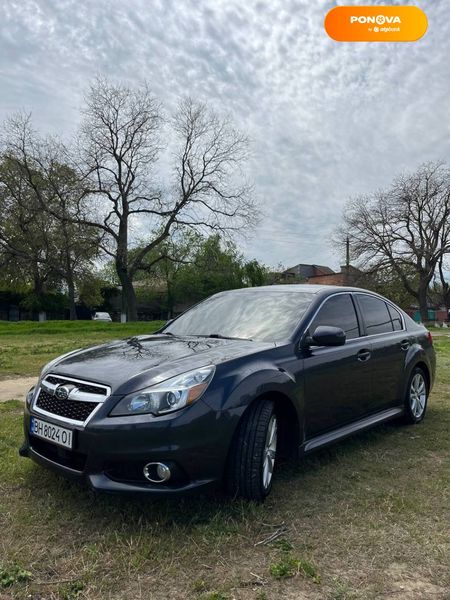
[324,6,428,42]
[349,15,402,25]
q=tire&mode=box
[225,399,278,502]
[402,366,428,424]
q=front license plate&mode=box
[30,417,73,449]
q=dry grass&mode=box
[0,333,449,599]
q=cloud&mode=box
[1,0,449,270]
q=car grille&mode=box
[45,375,107,396]
[35,390,98,422]
[33,374,111,424]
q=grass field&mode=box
[0,320,165,379]
[0,324,449,599]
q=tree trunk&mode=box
[125,277,138,321]
[418,283,428,323]
[166,280,173,320]
[116,217,138,321]
[438,260,450,316]
[33,267,44,296]
[67,278,77,320]
[117,266,138,321]
[33,270,46,322]
[444,289,450,317]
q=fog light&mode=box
[143,462,171,483]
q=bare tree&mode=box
[169,97,255,234]
[78,79,256,320]
[127,98,257,311]
[77,78,162,320]
[340,162,450,321]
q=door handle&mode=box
[357,349,371,362]
[400,340,410,351]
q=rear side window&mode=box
[387,304,403,331]
[310,294,360,340]
[357,295,393,335]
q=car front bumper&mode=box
[20,397,242,495]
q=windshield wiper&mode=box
[195,333,253,341]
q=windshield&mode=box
[164,290,315,342]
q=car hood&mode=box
[47,334,274,395]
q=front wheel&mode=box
[403,367,428,424]
[225,399,278,502]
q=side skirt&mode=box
[302,407,404,454]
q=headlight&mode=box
[26,386,35,408]
[109,366,216,417]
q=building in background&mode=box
[277,263,364,287]
[280,264,334,282]
[306,264,365,286]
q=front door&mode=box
[302,293,373,438]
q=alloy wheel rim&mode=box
[410,373,426,418]
[262,415,277,490]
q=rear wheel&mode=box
[403,367,428,424]
[226,399,278,502]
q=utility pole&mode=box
[346,236,350,268]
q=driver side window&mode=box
[310,294,360,340]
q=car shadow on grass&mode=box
[19,415,417,535]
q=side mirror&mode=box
[308,325,346,347]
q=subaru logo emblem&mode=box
[55,385,70,400]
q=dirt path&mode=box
[0,377,37,402]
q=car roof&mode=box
[220,284,369,295]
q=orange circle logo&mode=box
[324,6,428,42]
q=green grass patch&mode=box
[0,320,164,378]
[58,580,86,600]
[269,555,320,582]
[200,593,228,600]
[0,333,449,598]
[0,562,32,588]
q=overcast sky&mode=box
[1,0,450,270]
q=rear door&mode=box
[354,293,408,411]
[303,293,373,438]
